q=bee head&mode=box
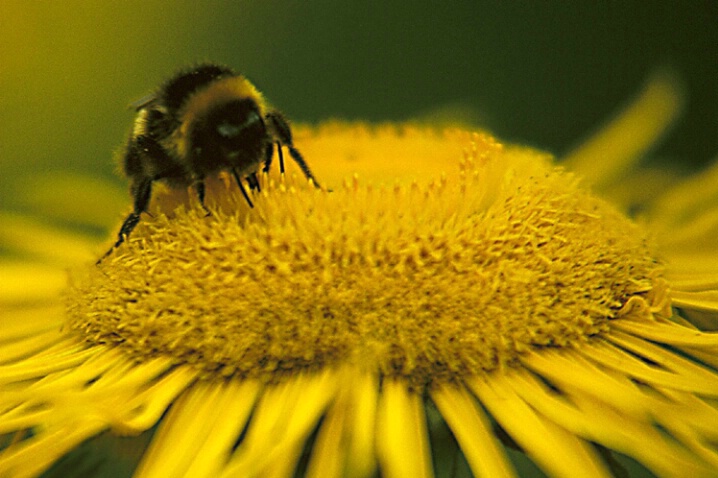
[213,99,264,145]
[189,98,267,175]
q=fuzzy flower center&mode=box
[67,125,660,387]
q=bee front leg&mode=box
[195,180,211,216]
[275,141,285,174]
[285,144,319,188]
[97,177,153,264]
[262,141,274,174]
[231,169,254,208]
[246,172,261,192]
[265,111,320,188]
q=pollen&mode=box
[66,124,661,388]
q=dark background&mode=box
[1,1,716,191]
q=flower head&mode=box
[2,74,718,478]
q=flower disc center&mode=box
[67,127,660,386]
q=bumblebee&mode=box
[100,63,319,262]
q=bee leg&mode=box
[195,181,211,216]
[265,111,320,188]
[276,141,285,173]
[262,141,274,174]
[97,177,152,264]
[231,168,254,208]
[246,172,261,192]
[286,145,320,188]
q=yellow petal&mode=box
[10,173,127,230]
[671,289,718,312]
[0,304,64,339]
[468,373,610,478]
[588,333,718,394]
[431,383,516,478]
[611,318,718,347]
[0,213,97,265]
[221,370,338,477]
[659,208,718,251]
[0,420,106,478]
[522,347,657,416]
[0,262,67,304]
[563,70,683,189]
[135,379,259,478]
[306,368,378,478]
[376,379,434,478]
[503,368,715,477]
[113,365,198,433]
[0,341,96,386]
[647,158,718,232]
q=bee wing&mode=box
[129,93,158,111]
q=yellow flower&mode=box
[2,73,718,478]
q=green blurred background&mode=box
[1,0,716,203]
